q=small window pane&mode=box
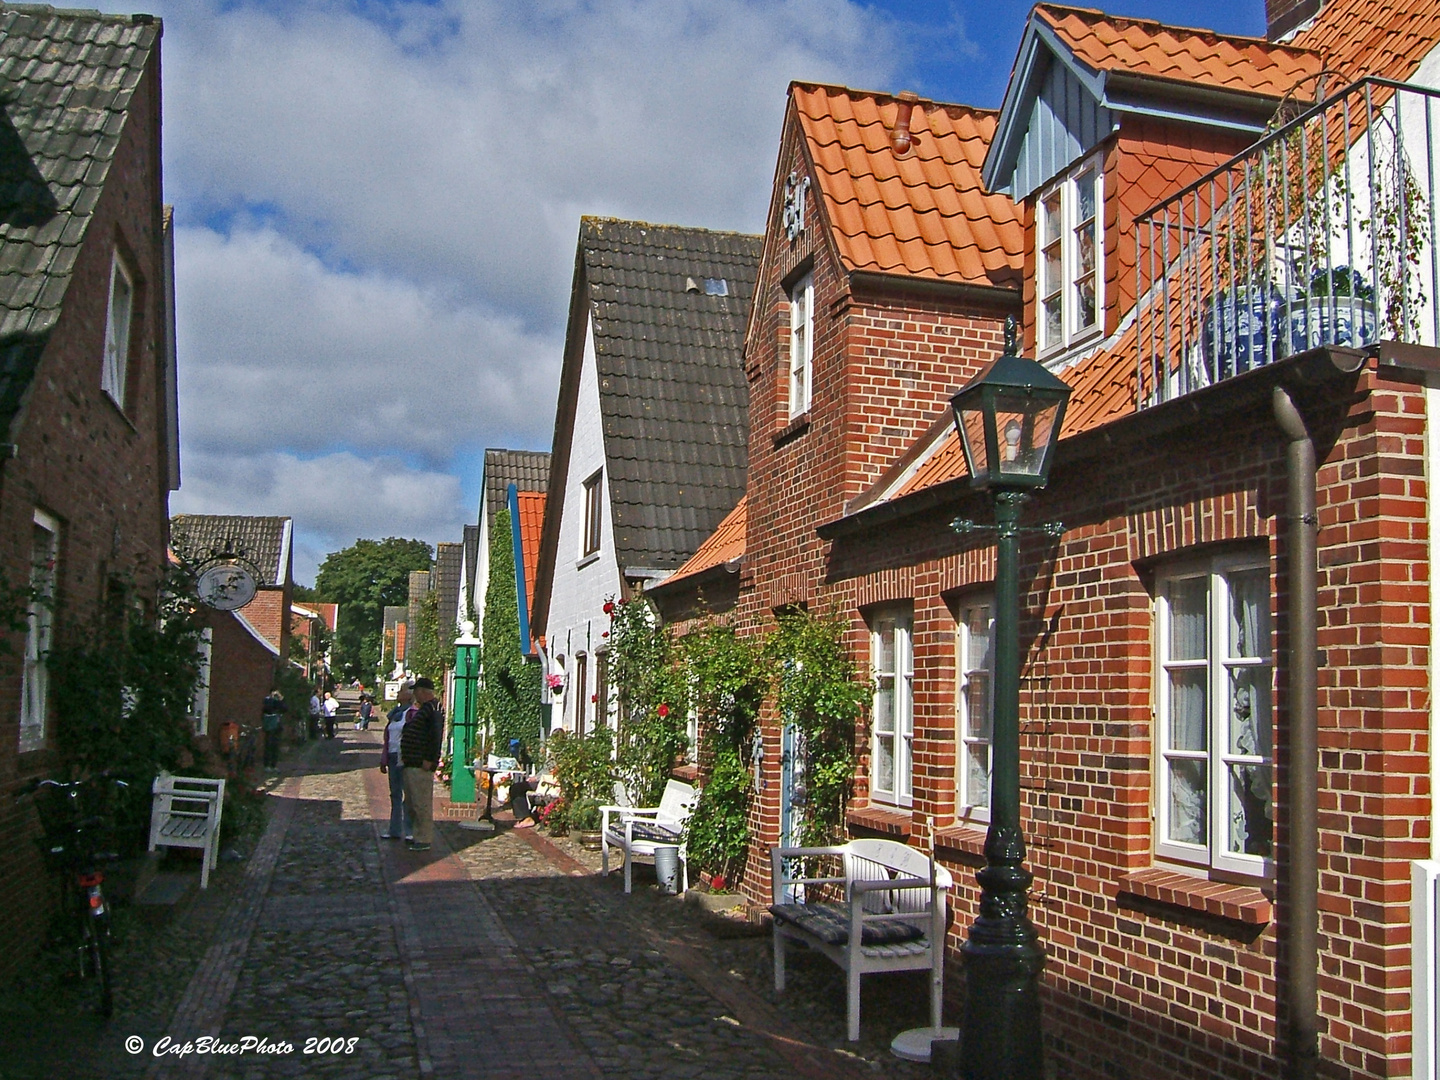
[1228,568,1268,658]
[966,745,990,810]
[876,623,895,672]
[1043,297,1062,346]
[965,674,990,737]
[1167,577,1207,659]
[1167,759,1207,845]
[1228,667,1271,756]
[1043,243,1062,296]
[1227,763,1273,857]
[874,678,894,734]
[1042,192,1061,242]
[1169,670,1208,750]
[1075,170,1096,223]
[874,734,895,793]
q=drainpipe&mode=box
[1273,385,1317,1080]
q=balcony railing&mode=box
[1134,77,1440,409]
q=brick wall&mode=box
[0,50,170,978]
[205,609,281,735]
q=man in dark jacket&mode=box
[400,677,444,851]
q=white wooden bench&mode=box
[600,779,697,895]
[148,773,225,888]
[770,838,951,1042]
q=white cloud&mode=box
[174,224,557,463]
[85,0,907,568]
[170,449,467,584]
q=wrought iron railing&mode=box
[1134,77,1440,409]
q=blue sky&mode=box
[91,0,1270,583]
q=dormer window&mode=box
[788,271,813,418]
[1038,158,1102,357]
[102,249,134,408]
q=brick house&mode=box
[0,8,177,976]
[680,1,1440,1076]
[171,515,295,745]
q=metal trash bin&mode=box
[653,845,680,895]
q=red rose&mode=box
[657,704,670,718]
[601,631,609,638]
[603,601,615,615]
[591,694,598,702]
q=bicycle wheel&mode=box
[81,913,113,1018]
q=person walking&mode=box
[380,685,414,840]
[357,694,374,731]
[400,677,443,851]
[261,689,286,770]
[308,689,321,740]
[322,691,340,739]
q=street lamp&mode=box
[948,319,1070,1080]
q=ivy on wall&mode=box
[479,507,541,760]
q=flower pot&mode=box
[578,830,603,851]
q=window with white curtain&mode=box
[101,250,134,407]
[1156,557,1273,874]
[1037,157,1102,357]
[956,597,994,818]
[788,271,813,418]
[870,608,913,807]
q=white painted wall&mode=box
[543,316,620,735]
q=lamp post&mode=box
[948,319,1070,1080]
[450,619,481,803]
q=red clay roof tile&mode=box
[661,495,747,585]
[1036,4,1323,98]
[1292,0,1440,86]
[793,83,1024,289]
[516,491,546,614]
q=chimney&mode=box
[1266,0,1322,41]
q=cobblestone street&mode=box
[1,728,938,1079]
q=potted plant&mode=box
[571,798,603,849]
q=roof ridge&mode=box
[0,4,158,25]
[1034,2,1320,56]
[579,215,762,241]
[789,80,999,119]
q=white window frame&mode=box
[102,250,134,408]
[1155,554,1274,876]
[1037,156,1103,358]
[581,469,603,558]
[788,271,813,418]
[18,509,59,752]
[956,595,995,819]
[870,607,914,807]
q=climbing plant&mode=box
[48,562,208,852]
[767,607,870,846]
[607,595,689,806]
[676,620,771,886]
[479,507,542,760]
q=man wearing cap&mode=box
[400,677,444,851]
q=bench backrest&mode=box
[845,838,951,914]
[656,780,697,827]
[152,773,225,820]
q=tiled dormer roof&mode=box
[792,84,1024,290]
[1034,5,1322,99]
[0,6,159,433]
[658,494,746,585]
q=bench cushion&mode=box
[769,902,926,947]
[622,820,682,843]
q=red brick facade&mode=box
[721,76,1432,1080]
[0,45,171,974]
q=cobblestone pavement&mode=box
[1,728,938,1080]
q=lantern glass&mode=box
[955,399,990,480]
[993,391,1061,480]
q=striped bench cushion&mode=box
[769,902,925,947]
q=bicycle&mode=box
[15,773,129,1018]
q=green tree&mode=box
[480,508,541,757]
[314,537,432,680]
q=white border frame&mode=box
[870,606,914,808]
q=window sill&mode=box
[772,412,810,447]
[846,804,912,838]
[934,822,988,858]
[1116,867,1272,925]
[575,552,600,570]
[101,387,137,432]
